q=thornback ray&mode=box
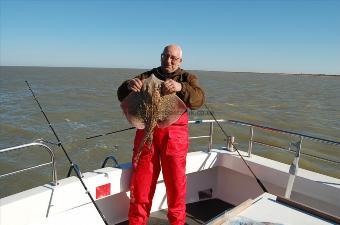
[120,74,186,163]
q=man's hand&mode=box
[162,79,182,95]
[127,78,143,92]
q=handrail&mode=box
[101,156,120,168]
[0,140,58,186]
[189,119,226,124]
[188,118,339,196]
[188,119,339,164]
[253,140,340,164]
[228,120,340,146]
[188,119,225,151]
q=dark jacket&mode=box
[117,67,205,110]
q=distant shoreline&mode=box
[0,65,339,77]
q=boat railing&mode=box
[188,119,225,150]
[0,139,58,186]
[228,119,340,156]
[189,119,339,197]
[189,119,339,160]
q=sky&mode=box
[1,0,340,74]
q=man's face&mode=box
[160,46,182,73]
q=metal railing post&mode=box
[226,136,235,151]
[208,122,214,151]
[248,126,254,157]
[285,136,303,198]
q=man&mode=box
[117,44,205,225]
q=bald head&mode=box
[160,44,183,74]
[163,45,182,58]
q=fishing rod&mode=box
[41,127,136,147]
[204,103,268,193]
[86,127,135,140]
[25,81,109,225]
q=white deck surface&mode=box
[222,193,335,225]
[29,203,107,225]
[31,193,336,225]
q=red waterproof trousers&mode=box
[128,112,189,225]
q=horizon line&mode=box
[0,65,339,77]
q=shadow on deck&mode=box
[117,198,234,225]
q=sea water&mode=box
[0,66,339,198]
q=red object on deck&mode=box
[96,183,111,199]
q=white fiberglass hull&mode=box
[1,149,339,225]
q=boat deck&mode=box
[117,198,234,225]
[117,192,340,225]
